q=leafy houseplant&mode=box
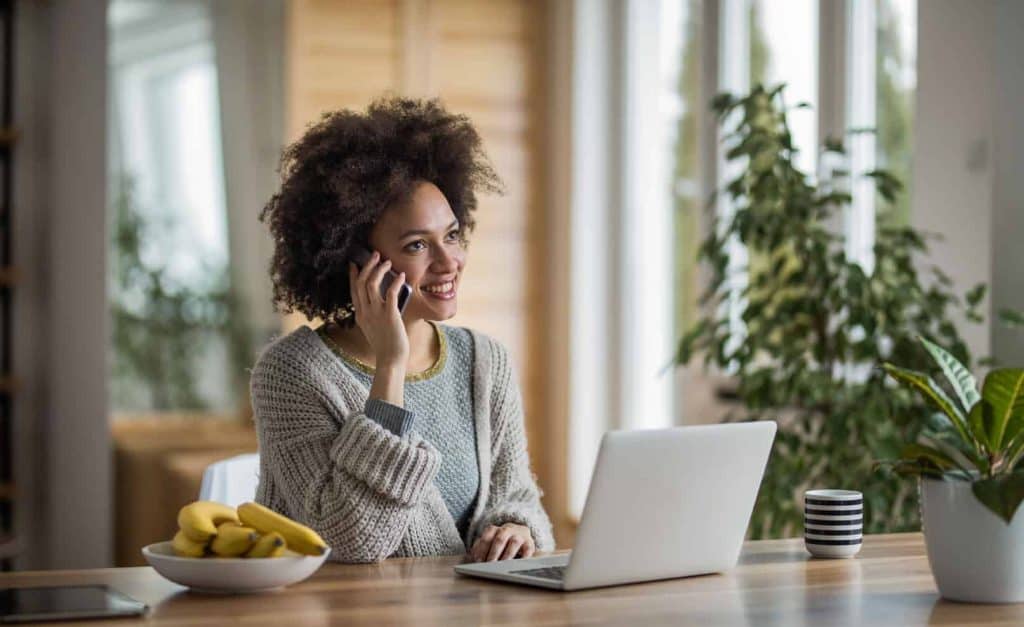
[883,339,1024,522]
[673,84,987,539]
[110,174,255,413]
[882,340,1024,603]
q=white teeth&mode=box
[424,281,454,294]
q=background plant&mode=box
[674,84,987,539]
[110,174,254,412]
[883,338,1024,524]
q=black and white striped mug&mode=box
[804,489,863,558]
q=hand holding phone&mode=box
[346,248,412,366]
[348,246,412,314]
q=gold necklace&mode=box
[317,321,448,382]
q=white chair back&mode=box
[198,453,260,507]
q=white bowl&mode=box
[141,541,331,593]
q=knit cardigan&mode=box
[249,324,555,563]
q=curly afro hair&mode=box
[259,96,504,325]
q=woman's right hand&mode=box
[348,251,410,366]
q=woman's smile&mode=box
[421,277,458,300]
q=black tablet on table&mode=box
[0,585,148,623]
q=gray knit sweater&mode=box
[317,322,479,537]
[249,323,555,563]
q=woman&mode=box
[251,96,554,564]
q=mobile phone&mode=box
[348,246,413,313]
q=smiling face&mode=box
[367,181,467,322]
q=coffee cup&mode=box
[804,489,863,558]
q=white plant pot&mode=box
[920,477,1024,603]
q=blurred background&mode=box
[2,0,1022,569]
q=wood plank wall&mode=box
[281,0,567,545]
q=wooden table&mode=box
[2,533,1022,626]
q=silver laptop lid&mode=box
[564,421,776,590]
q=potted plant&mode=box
[882,338,1024,603]
[673,83,988,539]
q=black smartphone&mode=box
[348,246,413,313]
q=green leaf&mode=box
[899,442,967,473]
[966,283,988,308]
[882,363,972,444]
[978,356,999,368]
[967,399,996,452]
[1004,432,1024,472]
[928,424,990,474]
[918,336,980,414]
[711,92,738,115]
[981,369,1024,450]
[876,458,947,480]
[972,471,1024,524]
[1000,309,1024,328]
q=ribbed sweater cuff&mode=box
[331,415,441,507]
[364,399,416,436]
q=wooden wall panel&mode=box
[283,0,564,544]
[285,0,401,141]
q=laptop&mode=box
[455,421,777,591]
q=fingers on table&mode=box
[487,527,514,562]
[520,535,536,559]
[499,535,524,560]
[471,525,535,562]
[472,525,497,562]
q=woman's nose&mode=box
[433,247,461,272]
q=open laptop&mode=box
[455,421,777,591]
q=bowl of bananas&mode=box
[142,501,331,593]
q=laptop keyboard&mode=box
[509,565,567,581]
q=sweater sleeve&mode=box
[469,339,556,552]
[364,398,416,436]
[250,350,441,563]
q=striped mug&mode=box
[804,489,863,558]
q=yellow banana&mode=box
[237,502,328,556]
[177,501,240,542]
[209,522,258,557]
[245,531,287,558]
[172,530,208,558]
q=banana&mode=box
[209,522,258,557]
[237,502,328,556]
[177,501,240,542]
[172,530,208,558]
[245,531,287,558]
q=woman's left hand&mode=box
[470,523,535,561]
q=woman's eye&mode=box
[405,232,460,252]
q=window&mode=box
[847,0,917,271]
[108,1,241,413]
[714,0,820,350]
[564,0,917,520]
[109,2,229,290]
[671,0,703,343]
